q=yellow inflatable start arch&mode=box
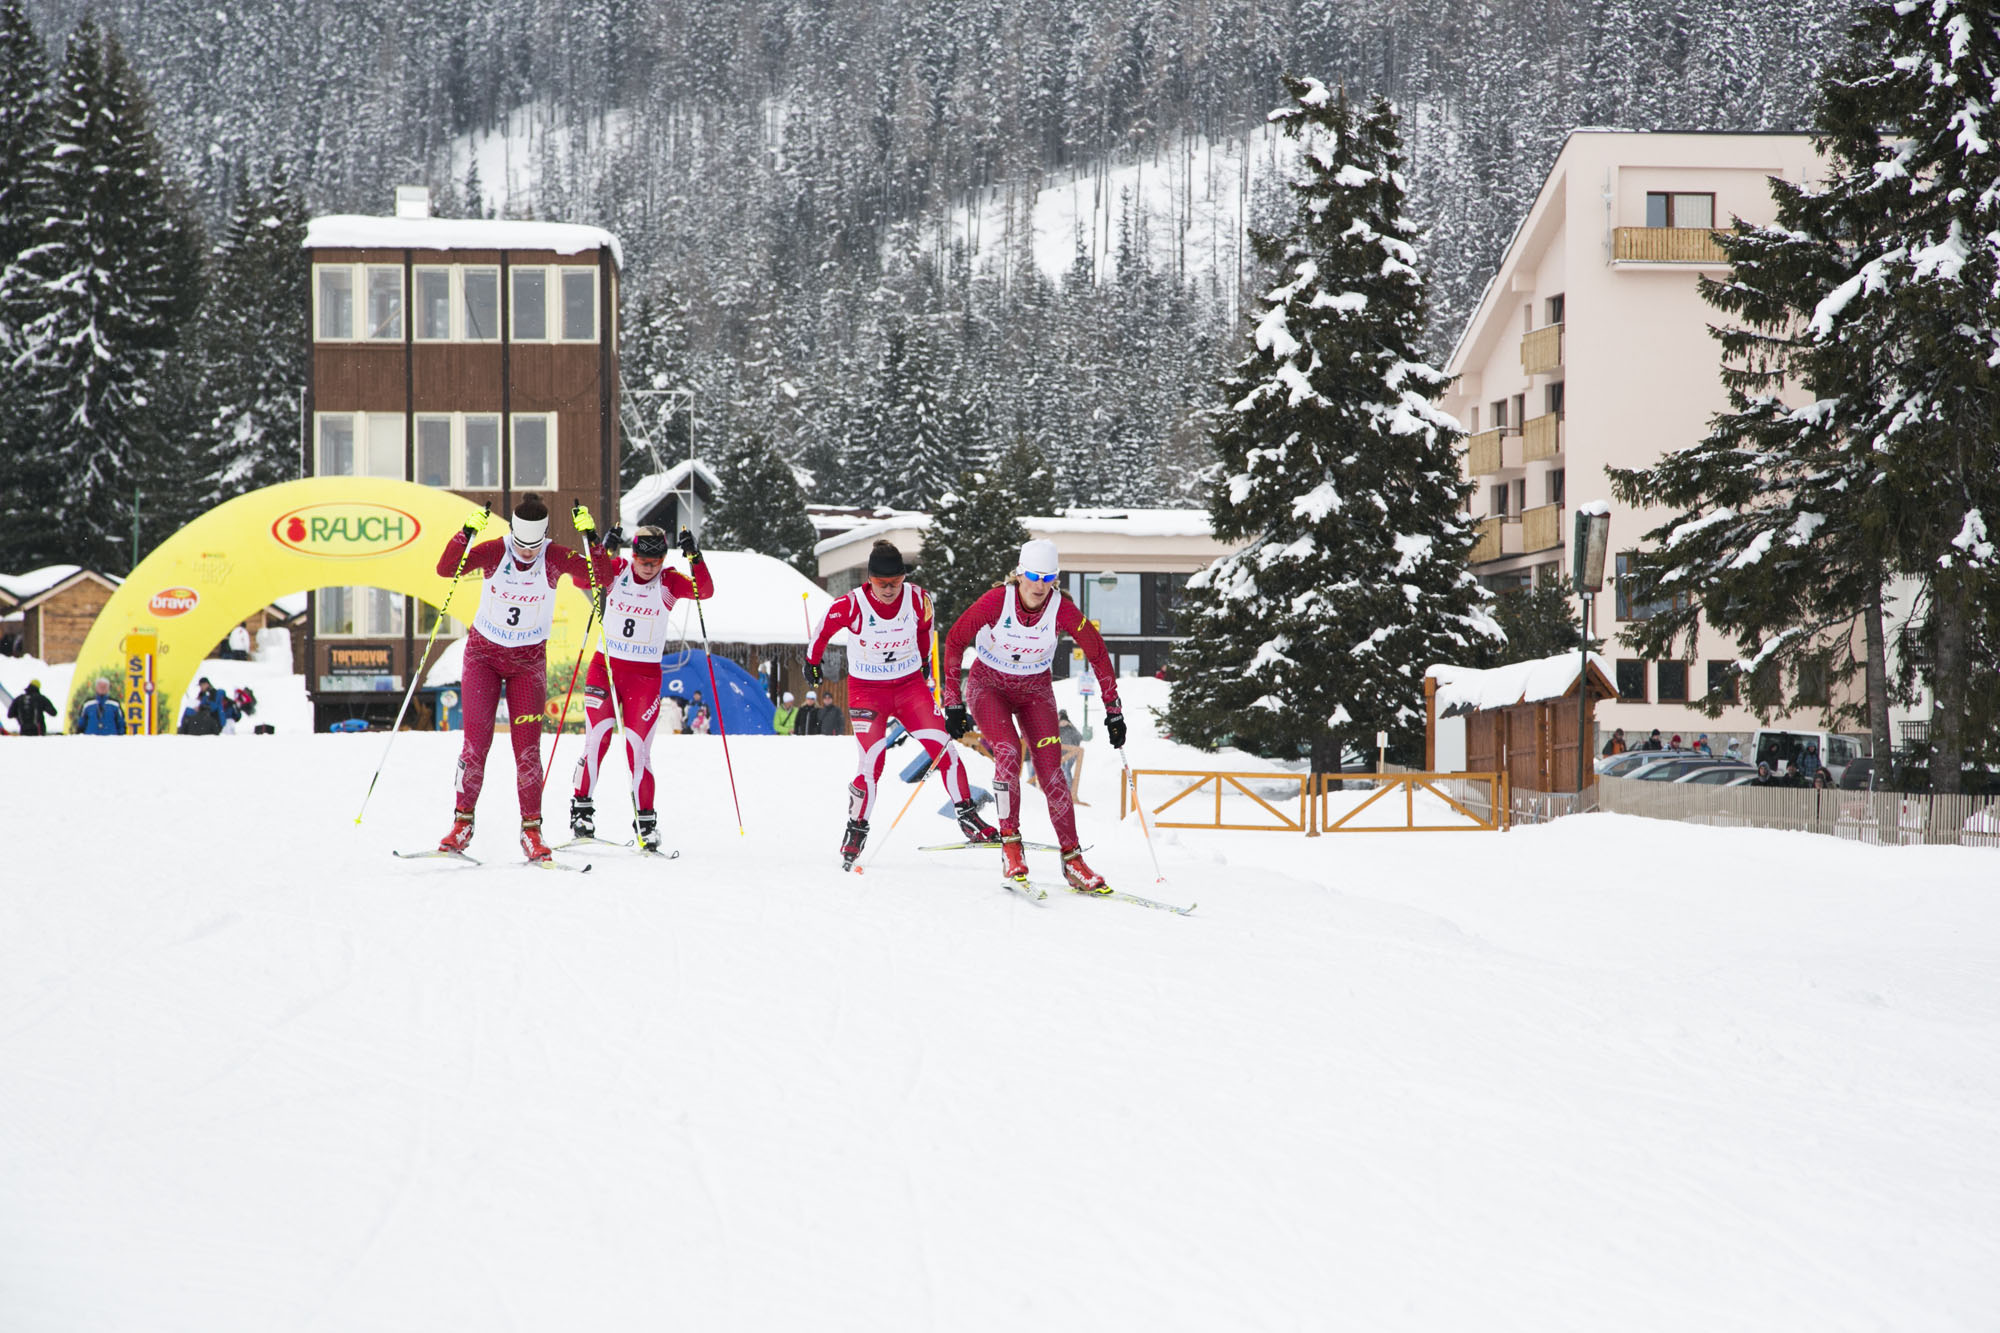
[69,477,595,733]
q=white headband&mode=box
[511,513,549,546]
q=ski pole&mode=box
[1121,747,1167,884]
[689,541,745,835]
[355,506,486,825]
[541,503,617,802]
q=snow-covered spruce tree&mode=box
[189,159,308,504]
[0,18,202,573]
[700,432,819,577]
[1617,0,2000,791]
[1164,79,1498,773]
[921,438,1056,628]
[0,0,52,540]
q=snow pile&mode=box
[1428,651,1613,716]
[3,697,1996,1330]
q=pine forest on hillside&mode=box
[1,0,1858,574]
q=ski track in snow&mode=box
[2,694,1998,1330]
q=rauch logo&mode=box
[271,503,423,558]
[149,587,200,616]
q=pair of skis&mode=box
[920,839,1196,915]
[391,848,592,873]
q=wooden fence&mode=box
[1120,769,1509,834]
[1598,776,2000,848]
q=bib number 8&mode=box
[622,616,636,639]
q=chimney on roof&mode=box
[394,186,431,219]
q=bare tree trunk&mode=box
[1929,571,1970,797]
[1863,580,1892,769]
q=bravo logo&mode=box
[149,587,200,617]
[270,503,423,558]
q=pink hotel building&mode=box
[1441,129,1858,744]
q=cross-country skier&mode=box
[805,539,995,868]
[940,538,1124,891]
[434,494,601,862]
[568,522,714,851]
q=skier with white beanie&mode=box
[940,537,1124,891]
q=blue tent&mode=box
[660,649,774,735]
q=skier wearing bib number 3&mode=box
[941,539,1124,892]
[567,522,714,851]
[433,494,603,862]
[805,540,996,869]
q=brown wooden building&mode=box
[303,191,621,727]
[1425,653,1617,795]
[0,566,122,664]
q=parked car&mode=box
[1673,764,1758,785]
[1598,750,1671,777]
[1629,755,1739,782]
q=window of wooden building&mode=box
[511,265,599,343]
[314,264,405,341]
[317,586,403,638]
[315,413,406,479]
[1645,192,1715,229]
[512,413,557,488]
[1616,658,1647,701]
[1656,660,1688,703]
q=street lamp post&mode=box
[1572,504,1612,796]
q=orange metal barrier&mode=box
[1119,769,1311,831]
[1314,772,1509,833]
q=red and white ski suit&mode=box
[942,583,1119,848]
[570,553,714,811]
[438,530,598,820]
[807,582,973,822]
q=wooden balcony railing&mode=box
[1522,411,1562,462]
[1467,427,1522,477]
[1613,227,1730,264]
[1523,503,1563,553]
[1520,323,1563,375]
[1471,515,1523,564]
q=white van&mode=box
[1752,729,1868,782]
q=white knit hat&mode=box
[1018,538,1060,577]
[783,692,795,703]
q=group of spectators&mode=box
[1601,727,1742,761]
[773,689,847,736]
[180,677,257,736]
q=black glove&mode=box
[805,661,823,687]
[945,704,971,740]
[599,525,625,552]
[678,528,699,560]
[1105,709,1127,749]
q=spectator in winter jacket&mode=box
[1601,728,1627,757]
[1642,729,1665,751]
[816,695,846,737]
[7,679,57,735]
[801,691,824,735]
[79,677,126,735]
[773,691,799,735]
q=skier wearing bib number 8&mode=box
[805,539,995,869]
[941,538,1124,892]
[567,522,714,851]
[433,494,602,862]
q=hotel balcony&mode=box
[1467,427,1523,478]
[1522,411,1563,463]
[1520,323,1563,375]
[1471,515,1523,564]
[1522,503,1564,554]
[1612,227,1731,265]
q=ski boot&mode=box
[840,818,869,871]
[438,810,476,854]
[520,818,554,863]
[1060,845,1109,894]
[955,799,997,844]
[999,833,1030,882]
[569,795,595,840]
[634,809,661,853]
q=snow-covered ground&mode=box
[3,681,1996,1330]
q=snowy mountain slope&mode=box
[2,701,1996,1330]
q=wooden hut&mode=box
[1425,653,1618,795]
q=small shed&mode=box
[0,566,123,664]
[1426,652,1617,794]
[621,460,721,539]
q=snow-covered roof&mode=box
[304,215,622,268]
[1026,508,1214,538]
[812,507,1214,559]
[620,461,722,531]
[0,565,83,602]
[1427,651,1615,716]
